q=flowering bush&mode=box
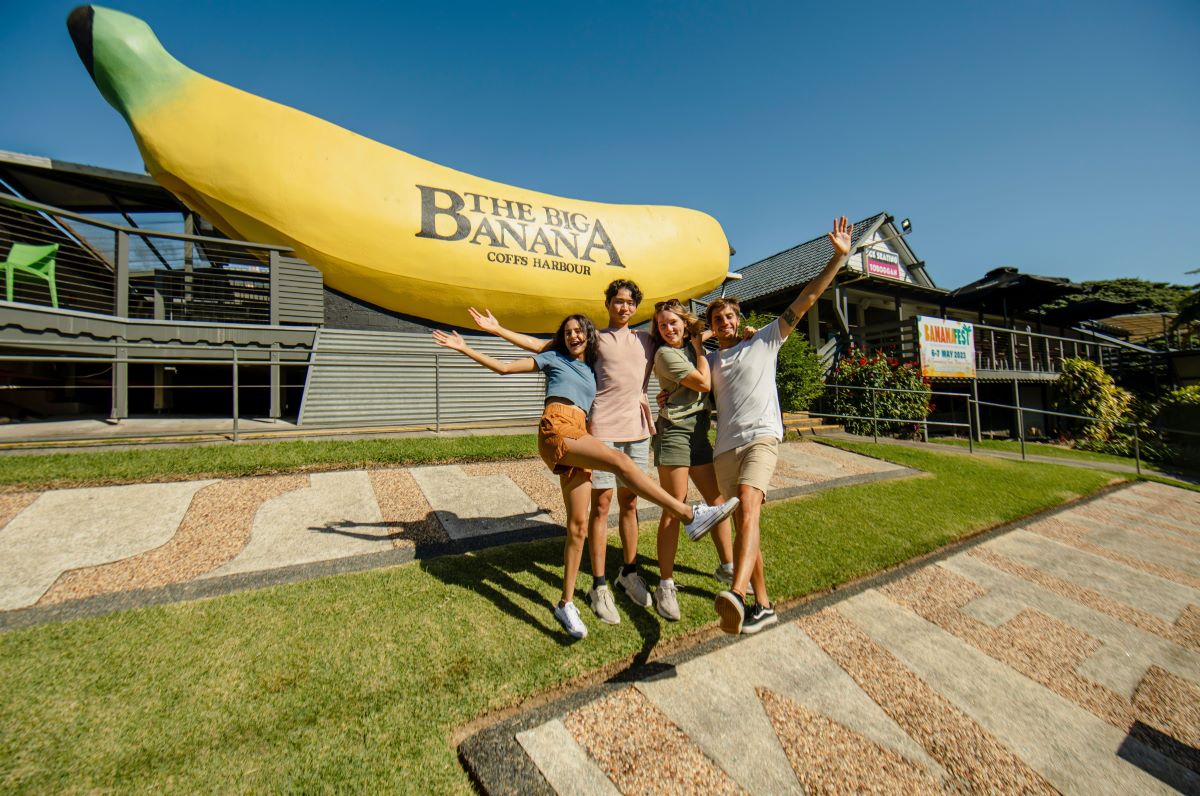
[827,347,932,438]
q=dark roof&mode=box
[0,150,184,214]
[698,213,889,305]
[948,267,1079,313]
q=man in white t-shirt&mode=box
[468,280,656,625]
[707,216,854,635]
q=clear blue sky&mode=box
[3,0,1198,289]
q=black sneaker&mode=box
[742,602,778,635]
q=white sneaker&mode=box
[654,579,680,621]
[588,585,620,625]
[685,498,739,541]
[713,564,753,596]
[554,601,588,639]
[616,570,652,608]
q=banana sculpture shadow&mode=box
[67,6,731,332]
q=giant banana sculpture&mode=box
[67,6,730,331]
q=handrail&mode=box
[0,192,294,251]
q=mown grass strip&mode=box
[0,443,1122,792]
[0,434,539,490]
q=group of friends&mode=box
[432,217,854,639]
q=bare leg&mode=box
[560,468,593,604]
[560,436,693,521]
[587,487,613,581]
[690,463,733,565]
[655,465,690,579]
[615,487,640,567]
[731,485,770,606]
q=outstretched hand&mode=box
[468,307,500,333]
[432,329,466,351]
[828,216,854,260]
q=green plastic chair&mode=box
[3,243,59,308]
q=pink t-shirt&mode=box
[588,326,656,442]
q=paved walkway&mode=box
[0,439,908,627]
[462,480,1200,795]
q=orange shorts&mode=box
[538,403,591,481]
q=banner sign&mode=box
[917,316,976,378]
[865,248,902,280]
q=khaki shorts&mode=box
[652,413,714,468]
[714,437,779,500]
[538,403,591,482]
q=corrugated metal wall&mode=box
[298,327,663,428]
[276,256,324,326]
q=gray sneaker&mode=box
[616,570,652,608]
[653,580,680,621]
[685,498,739,541]
[588,585,620,625]
[713,564,754,596]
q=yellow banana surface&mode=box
[68,6,730,332]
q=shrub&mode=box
[1052,358,1131,446]
[742,312,824,412]
[826,347,932,438]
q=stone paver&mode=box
[204,470,392,577]
[467,481,1200,795]
[0,480,214,610]
[411,465,551,539]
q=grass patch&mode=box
[0,435,538,490]
[930,436,1143,466]
[0,443,1121,792]
[928,436,1200,492]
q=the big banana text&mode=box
[67,6,731,332]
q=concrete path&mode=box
[462,480,1200,795]
[0,439,908,622]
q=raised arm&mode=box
[432,330,538,374]
[778,216,853,338]
[468,307,551,353]
[678,336,712,392]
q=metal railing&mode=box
[808,381,1199,476]
[859,317,1129,376]
[0,192,299,325]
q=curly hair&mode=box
[604,279,643,307]
[650,299,705,346]
[551,314,599,366]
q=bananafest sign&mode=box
[917,316,976,378]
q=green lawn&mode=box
[0,435,538,491]
[0,443,1122,792]
[932,436,1150,466]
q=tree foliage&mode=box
[1052,358,1131,445]
[1170,269,1199,331]
[1037,278,1190,315]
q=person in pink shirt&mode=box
[469,280,664,624]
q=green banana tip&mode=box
[67,6,95,78]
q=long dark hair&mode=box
[551,314,599,366]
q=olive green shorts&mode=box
[652,412,714,468]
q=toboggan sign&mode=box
[67,6,731,332]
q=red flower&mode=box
[887,357,898,366]
[858,357,867,366]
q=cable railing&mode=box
[0,192,302,325]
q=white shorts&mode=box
[591,437,651,490]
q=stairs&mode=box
[783,411,843,437]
